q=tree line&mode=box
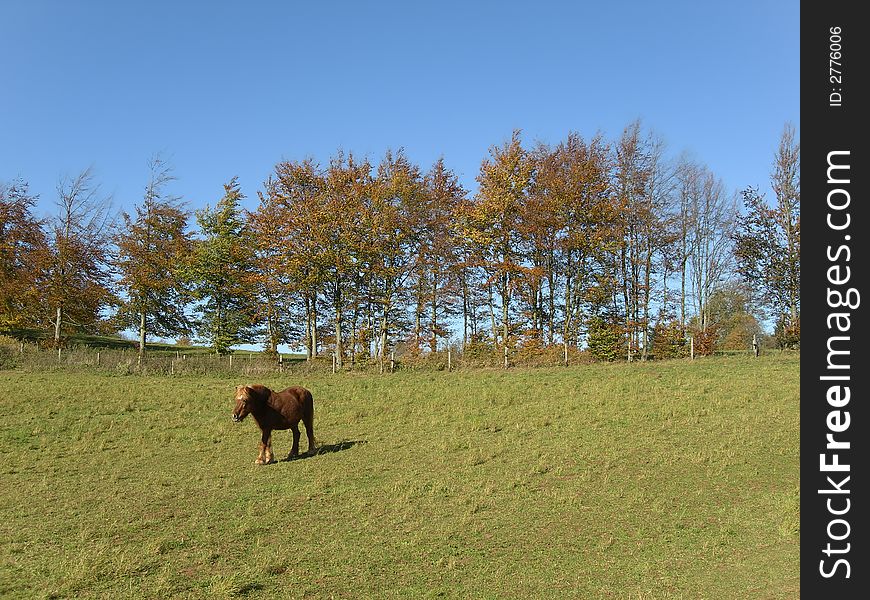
[0,121,799,364]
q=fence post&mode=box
[690,336,695,360]
[752,334,759,358]
[563,342,568,367]
[58,347,61,362]
[170,359,175,375]
[229,354,233,368]
[390,351,395,373]
[19,341,24,355]
[97,351,101,366]
[448,347,452,372]
[332,352,337,374]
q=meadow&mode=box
[0,354,799,599]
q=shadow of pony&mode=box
[281,439,367,462]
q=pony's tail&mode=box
[304,388,314,419]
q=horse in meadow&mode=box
[232,384,316,464]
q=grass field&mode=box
[0,354,799,599]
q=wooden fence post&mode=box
[390,351,395,373]
[690,336,695,360]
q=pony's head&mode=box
[232,385,253,422]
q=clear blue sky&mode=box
[3,0,798,221]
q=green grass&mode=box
[0,354,799,599]
[2,328,310,359]
[2,329,202,352]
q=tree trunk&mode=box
[680,259,687,332]
[461,270,469,349]
[349,305,358,367]
[621,245,631,362]
[642,249,652,361]
[311,298,318,358]
[54,305,62,344]
[430,286,438,353]
[563,253,574,348]
[662,262,670,323]
[414,308,422,353]
[488,284,498,348]
[304,295,313,360]
[547,253,556,346]
[139,310,147,361]
[334,314,342,370]
[333,285,343,370]
[501,272,509,351]
[379,311,388,373]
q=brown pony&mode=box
[232,384,316,464]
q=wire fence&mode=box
[2,343,304,376]
[0,335,773,377]
[2,341,599,376]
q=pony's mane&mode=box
[246,384,271,404]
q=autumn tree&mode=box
[533,133,613,356]
[451,195,489,350]
[465,130,534,352]
[420,158,466,352]
[47,167,115,343]
[249,179,300,356]
[318,153,371,369]
[245,203,289,356]
[261,159,327,359]
[519,143,561,346]
[114,156,192,362]
[733,123,800,347]
[0,179,49,331]
[186,177,256,354]
[366,150,422,365]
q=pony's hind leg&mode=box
[288,423,301,458]
[304,414,316,455]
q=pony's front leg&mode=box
[256,429,274,465]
